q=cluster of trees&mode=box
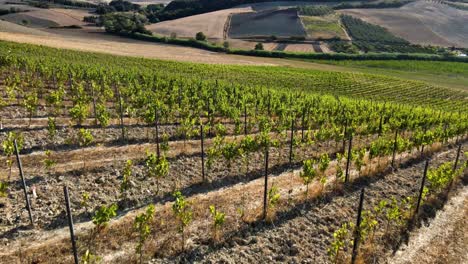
[26,0,97,9]
[95,0,164,23]
[86,0,165,34]
[0,7,26,16]
[102,12,152,35]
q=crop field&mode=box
[146,7,252,39]
[283,43,315,52]
[308,59,468,91]
[228,9,306,38]
[301,14,349,40]
[0,41,467,264]
[0,8,89,28]
[339,1,468,48]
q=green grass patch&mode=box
[301,15,347,40]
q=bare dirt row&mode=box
[1,139,464,263]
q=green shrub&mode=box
[93,204,118,229]
[195,31,207,41]
[254,42,264,51]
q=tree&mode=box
[300,159,317,197]
[318,153,330,192]
[43,150,56,172]
[103,12,151,35]
[121,160,133,196]
[96,103,110,128]
[209,205,225,241]
[2,132,23,180]
[77,128,94,168]
[23,91,38,126]
[255,42,264,50]
[69,102,89,126]
[47,116,57,140]
[266,184,280,222]
[134,204,155,264]
[172,191,192,250]
[195,32,206,41]
[92,204,118,230]
[145,152,169,194]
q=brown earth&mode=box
[1,8,89,28]
[389,186,468,264]
[284,43,315,52]
[1,136,463,263]
[146,7,253,40]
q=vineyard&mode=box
[0,40,467,263]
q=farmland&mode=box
[146,7,253,40]
[0,39,467,264]
[301,14,349,40]
[339,1,468,48]
[228,8,306,38]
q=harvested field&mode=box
[146,7,252,39]
[300,14,349,40]
[0,30,281,65]
[1,8,89,28]
[228,8,306,38]
[0,20,51,35]
[339,0,468,48]
[284,43,314,52]
[130,0,173,5]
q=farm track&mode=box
[0,139,464,263]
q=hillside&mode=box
[0,40,466,264]
[340,1,468,48]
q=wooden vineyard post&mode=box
[351,188,365,264]
[155,109,160,158]
[200,125,205,182]
[263,143,269,220]
[116,87,125,142]
[342,119,348,154]
[244,102,248,136]
[378,114,383,137]
[447,144,462,193]
[414,159,429,221]
[89,80,98,126]
[267,92,271,117]
[301,107,306,142]
[391,129,398,170]
[345,135,353,183]
[14,139,34,227]
[289,118,294,166]
[453,144,462,172]
[63,186,79,264]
